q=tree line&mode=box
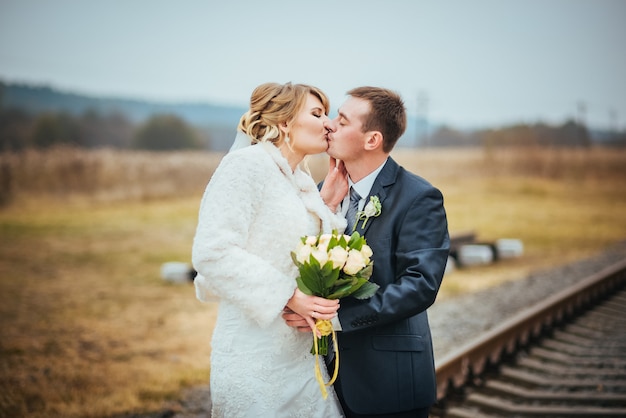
[427,120,604,148]
[2,84,625,151]
[0,106,210,152]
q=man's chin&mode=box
[325,143,337,157]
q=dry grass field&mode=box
[1,145,626,417]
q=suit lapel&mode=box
[353,158,399,236]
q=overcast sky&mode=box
[1,0,625,130]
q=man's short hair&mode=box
[347,86,407,153]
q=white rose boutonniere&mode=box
[354,195,382,231]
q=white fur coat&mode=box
[192,142,345,417]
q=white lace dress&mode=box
[192,142,345,417]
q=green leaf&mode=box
[326,283,354,299]
[348,232,365,250]
[357,262,374,281]
[296,276,314,295]
[320,260,334,276]
[330,278,353,288]
[299,264,324,295]
[351,281,379,299]
[322,263,341,289]
[290,252,302,267]
[338,276,367,298]
[308,254,321,269]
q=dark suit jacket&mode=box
[334,157,449,415]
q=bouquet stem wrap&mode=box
[312,319,339,400]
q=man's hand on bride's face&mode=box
[320,158,348,211]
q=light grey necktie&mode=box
[345,187,361,232]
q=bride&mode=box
[192,82,347,417]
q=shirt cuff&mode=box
[331,315,343,331]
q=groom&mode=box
[286,86,449,417]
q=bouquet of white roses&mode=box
[291,230,378,397]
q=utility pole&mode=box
[577,101,588,146]
[577,101,587,126]
[417,91,429,147]
[609,107,617,133]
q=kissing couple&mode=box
[192,82,450,417]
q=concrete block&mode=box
[161,262,194,284]
[456,244,494,266]
[495,239,524,259]
[444,255,457,275]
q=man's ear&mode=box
[365,131,383,151]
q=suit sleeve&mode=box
[338,185,450,332]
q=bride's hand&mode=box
[320,158,348,212]
[285,288,339,335]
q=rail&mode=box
[434,257,626,401]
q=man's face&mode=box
[327,96,370,162]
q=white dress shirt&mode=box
[334,158,388,331]
[341,158,388,216]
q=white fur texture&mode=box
[192,142,345,417]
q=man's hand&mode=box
[320,158,348,212]
[282,308,313,333]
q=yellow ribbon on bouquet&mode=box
[312,319,339,400]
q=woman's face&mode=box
[287,94,331,156]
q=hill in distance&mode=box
[0,81,427,149]
[0,81,254,151]
[0,81,247,127]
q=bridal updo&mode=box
[238,82,330,146]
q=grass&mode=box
[0,198,215,417]
[437,176,626,296]
[1,145,626,417]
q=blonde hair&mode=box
[238,82,330,146]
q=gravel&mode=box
[131,240,626,418]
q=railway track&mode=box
[431,258,626,418]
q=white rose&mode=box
[363,200,379,217]
[318,234,333,246]
[328,246,349,270]
[360,244,373,263]
[344,249,366,275]
[296,243,313,264]
[305,236,317,246]
[311,247,329,266]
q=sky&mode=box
[1,0,625,130]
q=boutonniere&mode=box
[354,196,382,231]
